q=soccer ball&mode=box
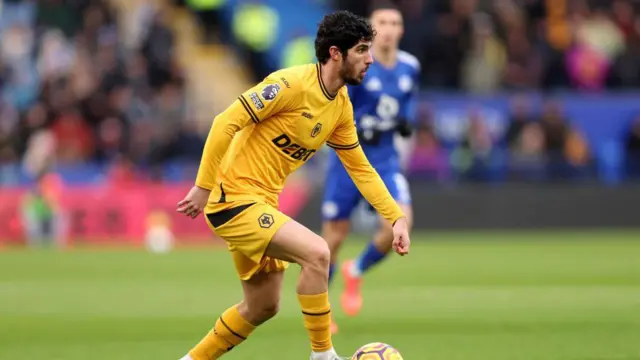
[352,342,403,360]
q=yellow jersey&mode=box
[196,63,404,224]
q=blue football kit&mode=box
[322,50,420,221]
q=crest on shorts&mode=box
[261,83,281,101]
[258,213,275,228]
[311,123,322,138]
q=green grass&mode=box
[1,231,640,360]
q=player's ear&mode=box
[329,46,343,61]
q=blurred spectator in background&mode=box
[0,0,196,183]
[451,107,498,181]
[504,95,535,149]
[231,0,279,81]
[20,172,64,248]
[281,32,315,68]
[1,0,640,187]
[539,100,590,179]
[504,95,546,180]
[461,12,506,93]
[407,104,449,181]
[186,0,227,43]
[625,115,640,178]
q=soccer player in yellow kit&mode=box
[176,11,411,360]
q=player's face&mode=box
[371,9,404,50]
[341,41,373,85]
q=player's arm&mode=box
[328,103,405,226]
[195,76,295,190]
[178,75,294,217]
[396,69,420,138]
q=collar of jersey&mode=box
[315,63,336,101]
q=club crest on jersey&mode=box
[311,123,322,138]
[261,83,281,101]
[249,92,264,110]
[258,213,274,228]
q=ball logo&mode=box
[258,213,274,228]
[261,83,281,101]
[311,123,322,138]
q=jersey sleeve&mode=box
[237,74,298,123]
[195,74,297,190]
[400,66,420,125]
[327,101,405,225]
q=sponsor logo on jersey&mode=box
[280,77,291,88]
[261,83,281,101]
[271,134,316,161]
[302,112,314,120]
[249,92,264,110]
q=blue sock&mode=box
[328,263,336,285]
[354,241,388,276]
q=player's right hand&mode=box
[176,185,210,219]
[391,217,411,256]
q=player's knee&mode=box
[303,241,331,272]
[257,301,279,321]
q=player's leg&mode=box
[266,219,344,359]
[321,170,360,286]
[180,202,288,360]
[321,219,349,335]
[341,173,413,316]
[185,270,284,360]
[321,169,360,333]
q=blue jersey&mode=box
[322,51,420,221]
[327,50,420,174]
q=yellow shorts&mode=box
[204,200,291,280]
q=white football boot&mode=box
[309,348,349,360]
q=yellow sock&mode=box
[298,292,333,352]
[188,305,256,360]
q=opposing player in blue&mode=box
[321,3,419,333]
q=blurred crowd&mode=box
[0,0,202,182]
[407,97,594,183]
[1,0,640,186]
[337,0,640,92]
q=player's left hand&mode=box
[177,185,210,219]
[395,118,413,138]
[391,217,411,256]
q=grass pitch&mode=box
[1,231,639,360]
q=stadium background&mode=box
[0,0,639,359]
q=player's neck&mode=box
[373,47,397,68]
[319,62,344,96]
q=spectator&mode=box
[539,100,590,178]
[504,94,535,149]
[461,12,506,93]
[625,115,640,177]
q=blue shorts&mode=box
[322,166,411,221]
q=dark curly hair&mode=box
[315,11,375,64]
